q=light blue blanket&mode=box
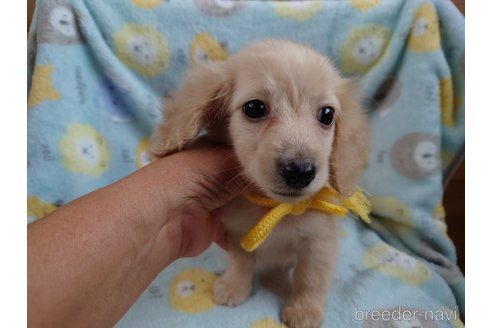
[28,0,465,327]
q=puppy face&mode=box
[151,40,369,200]
[227,43,346,201]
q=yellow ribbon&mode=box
[240,187,371,252]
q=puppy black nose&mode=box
[279,160,316,189]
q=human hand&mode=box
[149,143,246,260]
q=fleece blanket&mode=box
[27,0,465,327]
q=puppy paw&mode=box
[281,302,324,328]
[213,276,251,306]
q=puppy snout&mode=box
[279,160,316,189]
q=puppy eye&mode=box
[242,99,268,120]
[317,106,335,126]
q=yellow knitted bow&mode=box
[240,187,371,252]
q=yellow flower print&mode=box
[274,1,322,22]
[28,64,60,109]
[27,196,57,223]
[370,196,412,223]
[250,318,287,328]
[433,202,446,225]
[59,124,110,178]
[370,196,414,235]
[114,24,169,77]
[190,32,229,66]
[169,268,217,313]
[440,77,455,127]
[131,0,165,9]
[351,0,380,11]
[364,243,432,286]
[135,137,151,169]
[341,25,390,74]
[433,201,452,241]
[408,3,440,52]
[441,149,454,168]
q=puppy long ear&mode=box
[150,62,231,158]
[329,79,370,196]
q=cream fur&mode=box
[151,40,369,328]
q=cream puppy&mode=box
[151,40,369,328]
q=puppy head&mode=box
[151,40,369,202]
